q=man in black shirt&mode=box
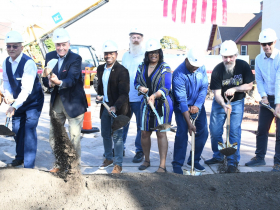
[205,40,254,173]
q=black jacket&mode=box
[97,61,130,118]
[43,50,88,118]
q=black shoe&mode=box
[226,165,237,173]
[7,159,23,167]
[204,158,224,165]
[133,152,144,163]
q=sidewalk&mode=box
[0,90,276,174]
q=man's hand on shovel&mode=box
[6,107,15,117]
[109,106,116,116]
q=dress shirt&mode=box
[102,63,114,102]
[255,48,280,103]
[56,53,68,87]
[2,52,37,109]
[172,61,208,113]
[122,50,144,102]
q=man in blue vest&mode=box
[42,28,88,173]
[2,31,44,168]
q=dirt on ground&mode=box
[0,168,279,210]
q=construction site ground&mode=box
[1,89,280,210]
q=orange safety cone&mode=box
[81,67,100,134]
[269,117,276,137]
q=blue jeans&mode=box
[122,102,142,153]
[12,108,42,168]
[256,95,280,164]
[172,105,208,168]
[101,108,123,167]
[209,98,244,166]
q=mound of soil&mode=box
[1,168,280,210]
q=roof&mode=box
[207,13,262,50]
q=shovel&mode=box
[183,114,201,176]
[96,99,130,133]
[218,94,238,156]
[43,59,58,77]
[139,90,171,131]
[0,113,15,136]
[259,101,280,119]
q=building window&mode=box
[241,45,247,55]
[250,59,255,70]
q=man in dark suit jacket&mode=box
[96,40,130,174]
[42,28,87,173]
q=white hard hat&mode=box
[258,28,277,43]
[5,31,23,43]
[52,28,70,43]
[187,48,205,67]
[129,27,143,36]
[220,40,238,56]
[145,38,161,52]
[102,40,118,52]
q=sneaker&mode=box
[7,159,23,167]
[99,159,113,169]
[272,164,280,172]
[112,165,122,173]
[245,157,266,166]
[133,151,144,163]
[187,163,206,172]
[49,167,60,173]
[226,165,237,173]
[204,157,224,165]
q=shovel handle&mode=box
[5,113,11,127]
[147,100,162,124]
[226,105,231,147]
[102,102,117,118]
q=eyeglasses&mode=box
[148,51,159,55]
[6,45,19,49]
[261,42,273,47]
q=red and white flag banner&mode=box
[162,0,227,25]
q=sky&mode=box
[0,0,263,53]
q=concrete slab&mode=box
[0,92,277,175]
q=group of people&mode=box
[1,27,280,175]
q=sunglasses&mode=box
[6,45,20,49]
[261,42,273,47]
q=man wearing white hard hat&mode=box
[205,40,254,173]
[171,48,209,174]
[42,28,88,173]
[245,28,280,172]
[121,27,145,163]
[2,31,44,168]
[96,40,130,173]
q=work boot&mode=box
[204,157,224,165]
[245,157,266,166]
[187,162,206,172]
[133,151,144,163]
[99,159,114,169]
[112,165,122,174]
[271,164,280,172]
[7,159,23,167]
[226,165,237,173]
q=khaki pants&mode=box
[49,95,84,165]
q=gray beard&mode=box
[224,63,235,75]
[129,42,143,55]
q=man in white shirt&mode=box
[2,31,44,168]
[122,28,144,163]
[245,28,280,172]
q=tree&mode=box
[160,36,186,50]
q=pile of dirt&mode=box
[1,168,280,209]
[50,109,81,181]
[243,104,259,122]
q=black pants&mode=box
[256,95,280,164]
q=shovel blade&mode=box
[183,169,201,176]
[219,147,237,156]
[0,125,15,136]
[111,115,130,132]
[152,123,172,131]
